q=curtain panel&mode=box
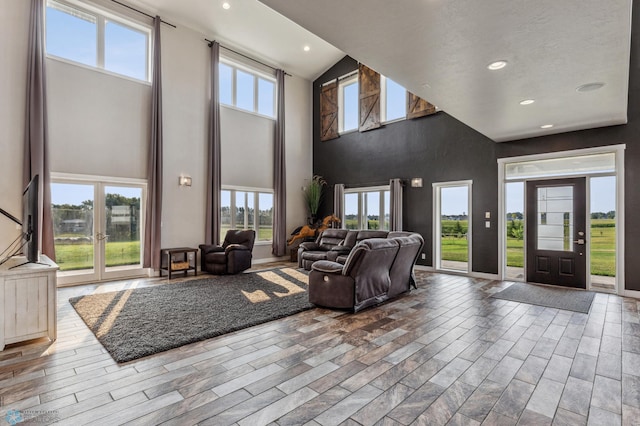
[205,41,222,245]
[333,184,345,227]
[143,16,164,269]
[390,178,403,231]
[272,70,287,256]
[24,0,54,260]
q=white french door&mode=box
[51,174,147,286]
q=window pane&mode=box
[258,78,275,117]
[51,183,95,272]
[505,182,524,280]
[105,20,147,81]
[258,193,273,241]
[46,2,97,67]
[104,186,142,268]
[221,190,232,241]
[385,78,406,121]
[219,63,233,106]
[246,193,255,229]
[365,192,380,230]
[383,191,390,230]
[590,176,616,286]
[344,193,359,229]
[343,82,358,131]
[236,70,255,111]
[235,192,247,228]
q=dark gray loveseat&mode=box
[308,233,424,312]
[297,229,389,270]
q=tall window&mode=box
[382,76,406,122]
[339,74,358,132]
[221,188,273,243]
[343,187,390,230]
[46,0,151,82]
[218,61,276,118]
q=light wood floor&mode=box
[0,262,639,425]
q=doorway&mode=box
[526,178,586,288]
[433,181,472,273]
[51,175,147,285]
[498,146,624,294]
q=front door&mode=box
[526,178,586,288]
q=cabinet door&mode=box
[5,276,49,339]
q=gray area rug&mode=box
[491,282,595,313]
[69,267,313,363]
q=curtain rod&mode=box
[205,38,291,76]
[111,0,176,28]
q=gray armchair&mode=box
[199,229,256,274]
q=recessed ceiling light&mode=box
[576,82,605,92]
[519,99,535,105]
[540,124,554,129]
[303,45,310,52]
[222,2,231,9]
[487,60,508,70]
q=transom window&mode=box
[221,188,274,243]
[45,0,151,82]
[344,186,390,230]
[219,61,276,118]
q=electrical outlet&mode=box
[421,253,426,260]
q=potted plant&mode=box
[304,175,326,224]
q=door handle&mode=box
[96,232,109,241]
[574,239,585,245]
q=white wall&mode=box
[0,1,30,248]
[0,0,313,266]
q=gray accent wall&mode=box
[313,4,640,291]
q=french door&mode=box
[526,178,586,288]
[51,175,146,285]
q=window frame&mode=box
[221,186,274,244]
[219,58,277,120]
[45,0,152,83]
[380,75,407,124]
[338,73,359,133]
[343,185,391,230]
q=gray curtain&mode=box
[24,0,54,260]
[272,69,287,256]
[205,41,222,245]
[390,178,403,231]
[333,183,345,228]
[143,16,163,269]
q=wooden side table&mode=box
[160,247,198,279]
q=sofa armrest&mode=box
[299,241,320,251]
[199,244,225,255]
[225,244,250,254]
[329,246,352,254]
[311,260,345,274]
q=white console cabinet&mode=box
[0,255,58,351]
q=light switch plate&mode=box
[485,211,491,219]
[485,221,490,228]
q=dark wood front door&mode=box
[526,178,587,288]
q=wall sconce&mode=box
[410,177,423,188]
[179,175,192,187]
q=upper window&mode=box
[344,186,390,231]
[339,75,358,133]
[46,0,151,82]
[219,60,276,119]
[382,76,406,122]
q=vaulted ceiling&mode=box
[130,0,632,143]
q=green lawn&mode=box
[504,218,615,276]
[54,241,140,271]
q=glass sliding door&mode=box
[51,182,98,281]
[102,185,144,280]
[434,181,472,273]
[51,175,146,285]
